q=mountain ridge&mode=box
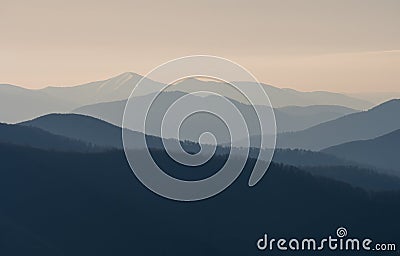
[73,93,358,134]
[322,128,400,172]
[0,122,98,152]
[276,99,400,150]
[0,72,372,123]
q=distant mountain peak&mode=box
[92,72,143,92]
[174,77,214,84]
[110,72,142,81]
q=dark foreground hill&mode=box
[0,143,399,256]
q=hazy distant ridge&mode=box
[0,72,371,123]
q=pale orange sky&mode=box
[1,0,399,93]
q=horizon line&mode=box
[2,71,400,95]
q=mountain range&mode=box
[7,95,400,176]
[2,74,400,188]
[1,71,399,256]
[6,112,399,189]
[0,72,371,124]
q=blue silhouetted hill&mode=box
[277,99,400,150]
[19,113,167,150]
[322,129,400,172]
[20,113,127,148]
[0,122,97,152]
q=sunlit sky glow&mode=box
[1,0,399,93]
